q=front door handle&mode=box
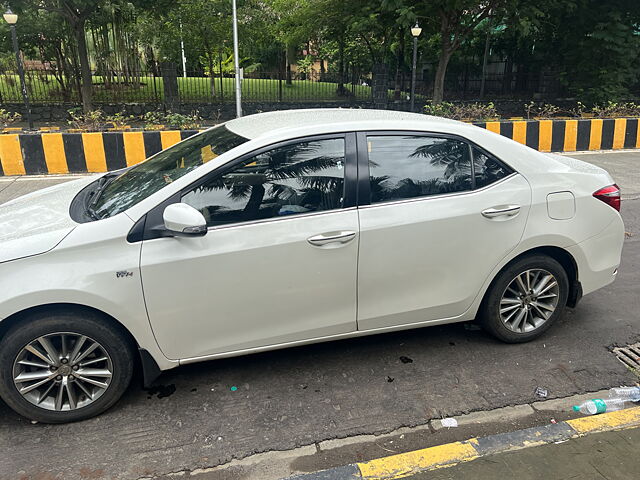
[307,231,357,246]
[482,205,521,218]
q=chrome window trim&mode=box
[204,206,358,232]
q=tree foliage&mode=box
[1,0,639,107]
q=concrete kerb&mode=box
[286,405,640,480]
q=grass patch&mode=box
[0,73,374,104]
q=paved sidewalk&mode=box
[410,426,640,480]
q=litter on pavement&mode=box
[535,387,549,398]
[440,418,458,428]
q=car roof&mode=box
[224,108,462,140]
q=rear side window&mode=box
[473,147,513,189]
[367,135,472,204]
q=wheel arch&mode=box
[0,303,162,386]
[480,246,581,310]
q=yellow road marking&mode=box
[567,406,640,434]
[357,440,479,479]
[41,133,69,174]
[0,134,25,175]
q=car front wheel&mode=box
[479,255,569,343]
[0,309,134,423]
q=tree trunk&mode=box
[337,37,346,95]
[502,54,513,95]
[207,54,216,97]
[73,21,93,112]
[285,47,292,85]
[433,45,452,104]
[393,30,403,101]
[479,30,491,98]
[219,51,224,100]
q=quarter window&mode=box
[473,147,513,189]
[182,138,345,227]
[367,135,472,204]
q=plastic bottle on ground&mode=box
[572,398,628,415]
[608,386,640,401]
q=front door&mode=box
[356,133,531,330]
[141,135,359,360]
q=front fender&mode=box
[0,226,176,371]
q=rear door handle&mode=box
[307,231,356,246]
[482,205,521,218]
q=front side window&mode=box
[368,135,472,204]
[90,125,248,219]
[182,138,345,227]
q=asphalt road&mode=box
[0,151,638,480]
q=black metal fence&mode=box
[0,65,562,106]
[0,68,376,105]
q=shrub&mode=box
[165,111,202,129]
[153,111,202,129]
[0,109,21,127]
[524,102,561,119]
[67,108,106,130]
[141,111,165,126]
[105,111,136,129]
[424,101,499,121]
[591,101,640,118]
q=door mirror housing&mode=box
[163,203,207,237]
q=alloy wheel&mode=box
[499,269,560,334]
[12,332,113,412]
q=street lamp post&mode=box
[410,23,422,112]
[3,9,33,129]
[231,0,242,118]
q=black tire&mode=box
[478,255,569,343]
[0,309,134,423]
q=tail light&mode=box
[593,184,621,212]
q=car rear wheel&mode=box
[479,255,569,343]
[0,310,134,423]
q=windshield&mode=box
[91,125,248,219]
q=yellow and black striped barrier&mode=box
[474,117,640,152]
[0,118,639,176]
[0,129,198,176]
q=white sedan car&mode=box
[0,109,624,423]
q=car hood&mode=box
[0,176,96,263]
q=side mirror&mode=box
[163,203,207,237]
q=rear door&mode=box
[356,132,531,330]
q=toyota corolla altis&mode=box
[0,109,624,423]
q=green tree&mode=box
[20,0,103,111]
[417,0,507,103]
